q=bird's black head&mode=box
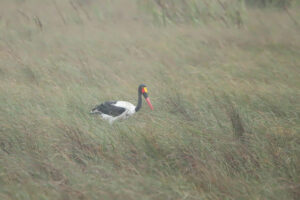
[138,84,153,110]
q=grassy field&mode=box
[0,0,299,199]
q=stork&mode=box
[90,84,153,124]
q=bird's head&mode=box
[138,84,153,110]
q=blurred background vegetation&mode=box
[0,0,299,200]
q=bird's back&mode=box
[91,101,126,116]
[113,101,136,113]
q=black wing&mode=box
[91,101,126,117]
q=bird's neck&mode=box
[135,93,142,112]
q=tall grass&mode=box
[137,0,246,26]
[0,0,300,199]
[245,0,294,7]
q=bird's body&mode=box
[90,84,153,124]
[90,101,136,124]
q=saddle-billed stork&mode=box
[90,84,153,124]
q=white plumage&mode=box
[113,101,136,113]
[99,101,136,124]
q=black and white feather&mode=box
[90,101,136,124]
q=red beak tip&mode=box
[145,97,153,110]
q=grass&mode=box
[0,0,300,199]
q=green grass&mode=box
[0,0,300,199]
